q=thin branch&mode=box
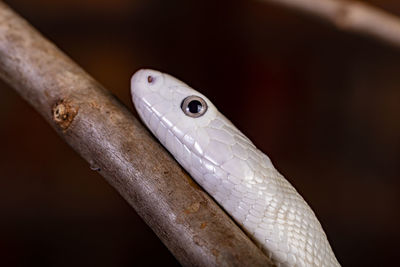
[0,2,272,266]
[261,0,400,48]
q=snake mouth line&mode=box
[133,92,275,172]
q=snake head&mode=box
[130,69,224,161]
[130,69,217,134]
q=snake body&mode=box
[131,69,340,266]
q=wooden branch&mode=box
[261,0,400,48]
[0,2,272,266]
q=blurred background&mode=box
[0,0,399,266]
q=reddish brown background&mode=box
[1,0,399,266]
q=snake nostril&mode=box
[147,75,153,83]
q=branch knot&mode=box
[52,99,78,130]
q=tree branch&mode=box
[0,2,272,266]
[261,0,400,48]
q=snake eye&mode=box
[181,95,208,118]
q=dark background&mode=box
[1,0,399,266]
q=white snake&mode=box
[131,69,340,266]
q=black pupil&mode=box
[188,100,202,113]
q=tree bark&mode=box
[261,0,400,48]
[0,2,272,266]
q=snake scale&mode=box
[131,69,340,267]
